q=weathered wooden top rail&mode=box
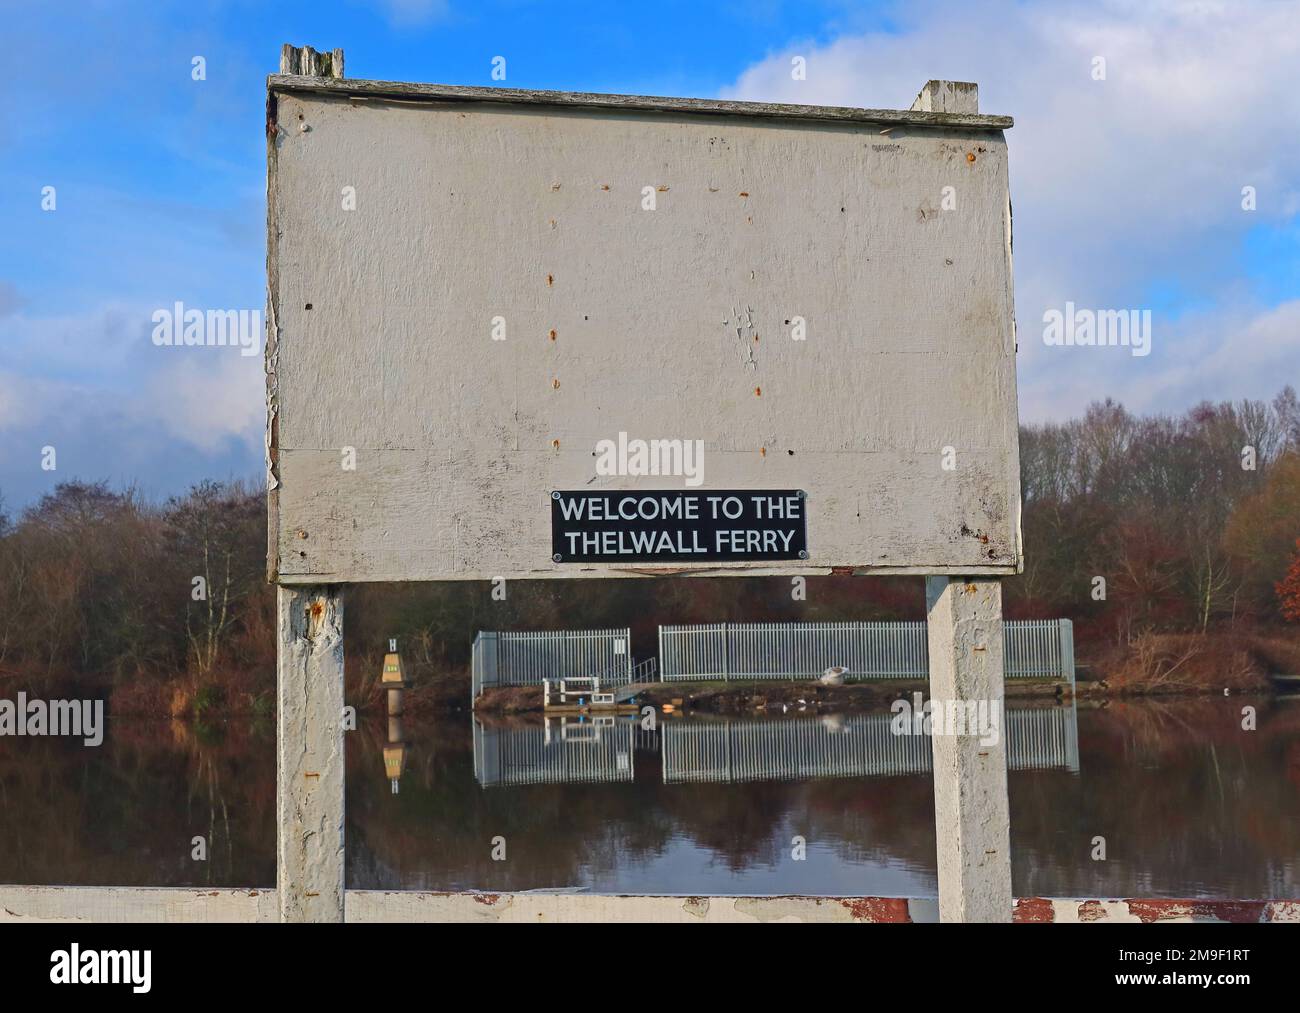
[2,886,1294,924]
[266,74,1014,130]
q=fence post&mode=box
[277,584,346,923]
[924,576,1012,923]
[723,622,730,682]
[1058,619,1075,686]
[471,633,486,708]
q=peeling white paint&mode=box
[4,888,1295,924]
[267,83,1021,584]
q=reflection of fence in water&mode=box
[472,706,1078,788]
[473,718,636,788]
[1005,705,1080,773]
[660,707,1080,784]
[661,714,929,784]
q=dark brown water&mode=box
[2,696,1297,898]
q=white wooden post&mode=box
[279,42,344,78]
[912,88,1005,916]
[277,585,346,922]
[924,576,1013,922]
[272,41,347,925]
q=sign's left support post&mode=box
[270,42,348,925]
[277,585,345,922]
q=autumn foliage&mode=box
[0,387,1298,703]
[1277,538,1300,622]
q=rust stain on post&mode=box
[1011,897,1054,923]
[839,897,912,922]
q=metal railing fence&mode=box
[471,628,632,705]
[657,619,1074,683]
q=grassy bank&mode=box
[106,668,275,721]
[1085,630,1299,695]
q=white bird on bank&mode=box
[820,666,848,686]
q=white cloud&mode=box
[0,369,78,432]
[722,0,1300,418]
[0,302,147,374]
[140,352,263,454]
[1022,299,1300,420]
[0,303,262,454]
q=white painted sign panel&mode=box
[267,79,1021,583]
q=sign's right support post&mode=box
[924,576,1013,922]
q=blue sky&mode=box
[1,0,1298,510]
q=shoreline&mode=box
[8,641,1290,720]
[466,676,1279,717]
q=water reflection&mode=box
[350,696,1300,897]
[384,715,408,794]
[0,718,275,888]
[2,695,1296,898]
[474,715,635,788]
[471,705,1079,789]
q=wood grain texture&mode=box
[268,74,1013,129]
[0,886,276,923]
[278,46,344,78]
[276,585,345,922]
[925,575,1013,922]
[268,88,1021,582]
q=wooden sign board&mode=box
[266,78,1021,583]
